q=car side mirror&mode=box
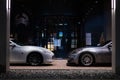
[108,45,112,49]
[10,44,16,48]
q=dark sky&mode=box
[11,0,104,16]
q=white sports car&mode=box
[10,41,54,66]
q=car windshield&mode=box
[10,40,19,46]
[98,40,111,46]
[11,39,28,46]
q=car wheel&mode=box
[80,53,94,66]
[27,53,43,66]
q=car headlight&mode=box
[70,48,83,54]
[69,54,77,58]
[44,50,52,54]
[70,50,77,54]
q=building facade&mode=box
[0,0,120,74]
[10,0,107,58]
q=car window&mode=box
[99,40,111,46]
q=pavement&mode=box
[0,59,120,80]
[10,59,112,70]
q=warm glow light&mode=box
[47,42,54,51]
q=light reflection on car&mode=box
[9,41,54,66]
[67,40,112,66]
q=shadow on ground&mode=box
[67,63,112,67]
[10,63,53,66]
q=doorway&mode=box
[37,16,85,58]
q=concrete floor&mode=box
[10,59,112,70]
[0,60,118,80]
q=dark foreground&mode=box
[0,69,120,80]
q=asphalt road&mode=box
[10,59,112,70]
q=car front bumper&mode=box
[67,54,78,65]
[43,54,54,64]
[44,59,54,64]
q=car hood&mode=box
[71,46,103,54]
[20,46,53,54]
[83,46,102,49]
[22,46,46,49]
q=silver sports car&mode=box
[10,41,54,66]
[67,40,112,66]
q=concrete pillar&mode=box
[112,0,120,74]
[0,0,10,73]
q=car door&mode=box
[100,45,111,63]
[106,43,112,63]
[10,42,23,63]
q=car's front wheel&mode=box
[79,53,94,66]
[27,53,43,66]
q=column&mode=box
[0,0,10,73]
[112,0,120,74]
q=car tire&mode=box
[79,53,94,66]
[27,53,43,66]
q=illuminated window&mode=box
[71,32,77,48]
[59,32,63,37]
[47,38,54,51]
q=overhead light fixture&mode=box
[64,23,68,26]
[95,1,98,4]
[59,23,63,26]
[77,22,81,24]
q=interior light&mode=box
[77,22,81,24]
[59,23,63,26]
[64,23,68,26]
[95,1,98,4]
[59,32,63,37]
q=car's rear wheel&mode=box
[79,53,94,66]
[27,53,43,66]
